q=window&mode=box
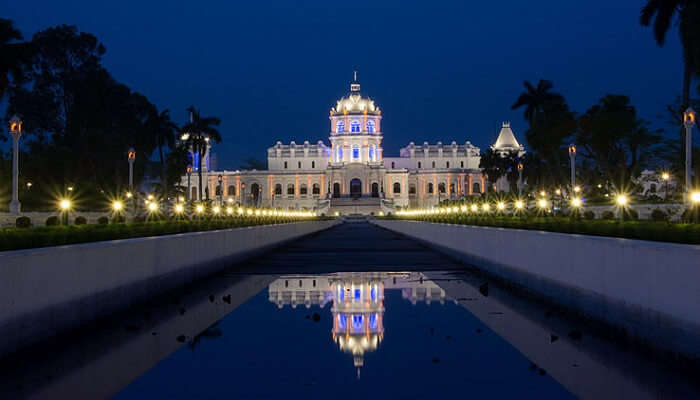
[300,184,308,195]
[312,183,320,195]
[366,120,375,133]
[351,120,361,132]
[446,161,450,168]
[428,183,434,194]
[287,184,295,195]
[432,161,436,168]
[418,162,421,168]
[337,147,343,161]
[298,161,301,168]
[461,161,464,168]
[275,184,282,195]
[391,161,395,169]
[438,183,446,193]
[409,184,416,195]
[369,147,374,160]
[227,185,235,196]
[393,182,401,193]
[353,147,360,159]
[284,161,288,169]
[336,120,345,133]
[215,186,222,196]
[312,161,315,168]
[450,183,455,193]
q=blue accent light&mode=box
[339,287,345,301]
[336,120,345,133]
[354,288,361,301]
[338,314,347,330]
[352,315,363,331]
[370,287,376,301]
[369,313,378,330]
[351,120,361,133]
[366,120,375,133]
[193,153,200,171]
[369,147,374,159]
[353,148,359,159]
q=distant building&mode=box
[491,122,526,193]
[181,74,524,214]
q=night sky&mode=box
[4,1,683,169]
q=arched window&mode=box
[438,183,446,193]
[300,184,308,195]
[351,120,361,133]
[418,162,422,168]
[287,184,295,195]
[393,182,401,194]
[337,147,343,161]
[312,183,320,195]
[409,184,416,195]
[473,182,481,194]
[432,161,436,168]
[428,183,434,194]
[369,146,375,160]
[215,186,222,196]
[446,161,450,168]
[366,120,375,133]
[312,161,315,168]
[336,120,345,133]
[274,184,282,195]
[449,183,455,194]
[227,185,236,196]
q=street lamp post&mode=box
[517,163,523,196]
[683,108,695,203]
[186,165,193,202]
[8,115,22,214]
[661,172,670,202]
[241,182,246,207]
[217,174,223,207]
[568,144,576,192]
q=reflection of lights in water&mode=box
[268,272,446,378]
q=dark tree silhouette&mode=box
[511,80,565,125]
[180,106,222,201]
[146,109,178,198]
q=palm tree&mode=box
[511,80,565,126]
[641,1,700,114]
[180,106,221,201]
[146,109,178,198]
[0,19,26,101]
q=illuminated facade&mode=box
[184,75,523,214]
[268,272,446,377]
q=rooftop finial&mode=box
[350,70,361,92]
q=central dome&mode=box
[330,74,381,117]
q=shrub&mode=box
[583,210,595,220]
[650,209,668,222]
[15,216,32,228]
[112,215,126,223]
[74,216,88,225]
[622,208,638,221]
[133,215,146,223]
[97,216,109,225]
[46,216,60,226]
[601,210,615,220]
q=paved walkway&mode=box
[240,221,463,273]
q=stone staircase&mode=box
[329,196,385,215]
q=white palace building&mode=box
[182,75,523,215]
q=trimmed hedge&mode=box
[383,214,700,245]
[0,216,329,252]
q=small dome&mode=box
[330,73,381,117]
[492,122,522,150]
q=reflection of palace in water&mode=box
[268,272,446,377]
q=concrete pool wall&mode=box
[0,220,339,357]
[373,219,700,359]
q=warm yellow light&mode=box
[174,204,185,213]
[227,198,234,203]
[574,185,581,193]
[246,209,253,215]
[470,204,478,212]
[148,202,158,212]
[126,192,133,198]
[237,207,244,215]
[571,198,582,208]
[378,211,384,216]
[482,203,490,212]
[661,172,670,181]
[147,194,154,201]
[539,190,546,197]
[196,204,205,214]
[226,206,234,215]
[514,200,524,210]
[112,201,123,211]
[178,196,185,202]
[616,194,628,206]
[255,209,261,216]
[212,206,221,215]
[555,189,561,195]
[67,186,74,192]
[334,211,340,216]
[59,199,71,211]
[460,205,467,212]
[537,199,548,209]
[690,191,700,204]
[597,184,602,189]
[497,202,505,210]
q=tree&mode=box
[575,95,662,186]
[146,109,178,198]
[511,80,565,125]
[180,106,221,201]
[0,19,28,102]
[641,0,700,155]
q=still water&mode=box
[1,223,698,399]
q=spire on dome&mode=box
[350,70,360,92]
[492,121,521,150]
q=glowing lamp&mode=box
[226,206,234,215]
[126,192,133,199]
[127,148,136,162]
[571,198,582,208]
[684,108,696,127]
[574,185,581,193]
[568,144,576,155]
[497,202,505,211]
[690,191,700,204]
[482,204,490,212]
[112,201,123,211]
[148,202,158,212]
[514,200,524,210]
[661,172,670,181]
[537,199,548,209]
[615,194,628,206]
[196,204,205,214]
[59,199,71,211]
[212,206,221,215]
[470,204,478,212]
[174,204,185,213]
[539,190,546,197]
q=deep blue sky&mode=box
[4,0,683,169]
